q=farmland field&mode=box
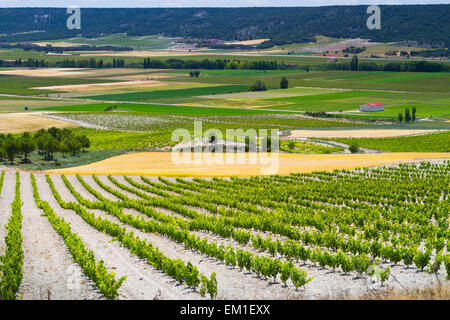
[45,152,450,176]
[0,161,449,299]
[0,22,450,304]
[327,131,450,152]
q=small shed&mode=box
[359,102,384,112]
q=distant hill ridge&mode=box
[0,6,448,47]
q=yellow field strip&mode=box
[47,152,450,177]
[0,113,78,134]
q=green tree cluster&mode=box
[249,80,267,92]
[0,127,90,165]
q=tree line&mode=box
[0,56,447,73]
[327,56,449,73]
[143,58,287,70]
[0,127,90,165]
[398,107,417,124]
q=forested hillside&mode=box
[0,5,448,47]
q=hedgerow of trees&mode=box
[1,57,448,73]
[0,128,90,165]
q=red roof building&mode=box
[359,102,385,112]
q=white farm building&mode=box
[359,102,385,112]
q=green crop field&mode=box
[0,74,112,95]
[176,70,450,93]
[328,131,450,152]
[261,90,450,113]
[358,104,450,119]
[38,102,286,115]
[76,85,250,102]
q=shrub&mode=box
[280,76,289,89]
[349,144,360,153]
[249,80,267,92]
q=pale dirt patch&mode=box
[33,42,87,47]
[0,112,78,134]
[288,129,442,139]
[47,152,450,177]
[0,68,90,77]
[103,73,176,81]
[225,39,270,45]
[31,79,173,92]
[18,172,102,300]
[299,38,380,53]
[0,171,15,257]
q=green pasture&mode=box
[260,90,450,112]
[37,102,286,115]
[358,104,450,118]
[329,131,450,152]
[176,70,450,93]
[0,98,92,113]
[0,74,112,95]
[76,85,250,102]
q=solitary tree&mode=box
[280,76,289,89]
[350,55,359,71]
[288,140,296,151]
[249,80,267,92]
[349,144,360,154]
[412,107,416,122]
[405,108,411,123]
[398,113,403,123]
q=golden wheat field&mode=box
[46,152,450,176]
[0,112,78,134]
